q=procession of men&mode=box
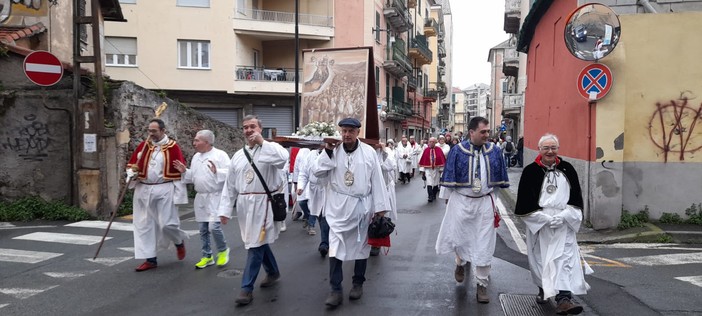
[120,115,587,314]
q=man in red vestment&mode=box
[126,118,189,272]
[418,137,446,202]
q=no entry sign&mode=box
[23,51,64,86]
[577,63,613,101]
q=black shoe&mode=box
[325,291,343,307]
[370,246,380,256]
[536,287,548,304]
[318,245,329,258]
[349,284,363,300]
[292,212,302,221]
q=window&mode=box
[375,66,380,96]
[105,37,137,66]
[178,40,210,69]
[177,0,209,7]
[237,0,246,13]
[375,12,381,42]
[118,0,136,3]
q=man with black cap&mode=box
[313,117,390,308]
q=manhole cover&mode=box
[499,294,555,316]
[397,209,421,214]
[217,269,243,278]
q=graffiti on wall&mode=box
[0,0,48,24]
[648,92,702,162]
[1,114,52,161]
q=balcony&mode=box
[384,0,412,32]
[407,76,417,92]
[409,35,432,65]
[423,18,438,37]
[503,93,523,114]
[424,88,438,102]
[233,8,334,40]
[504,0,520,34]
[383,40,412,78]
[234,65,300,95]
[387,99,412,120]
[502,47,519,77]
[438,44,446,58]
[407,0,416,9]
[437,81,447,98]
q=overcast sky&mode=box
[450,1,509,89]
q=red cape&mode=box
[127,139,185,180]
[418,146,446,169]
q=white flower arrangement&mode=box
[293,121,341,138]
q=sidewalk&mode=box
[497,166,702,244]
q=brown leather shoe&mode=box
[325,291,343,307]
[349,284,363,300]
[556,297,583,315]
[260,273,280,288]
[135,261,157,272]
[476,284,489,303]
[454,265,465,283]
[176,242,186,260]
[235,291,253,305]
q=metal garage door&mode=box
[253,106,293,137]
[196,108,240,128]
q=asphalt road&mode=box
[1,172,700,315]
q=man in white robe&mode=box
[218,115,289,306]
[313,117,389,308]
[435,117,509,304]
[409,135,421,178]
[515,134,592,315]
[395,135,413,184]
[174,130,231,269]
[298,146,330,254]
[126,119,189,272]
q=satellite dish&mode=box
[564,3,621,61]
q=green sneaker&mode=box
[216,248,230,267]
[195,256,214,269]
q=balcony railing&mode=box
[503,93,523,110]
[388,99,412,118]
[383,41,412,78]
[384,0,411,32]
[502,47,519,77]
[424,88,438,101]
[235,66,300,82]
[407,76,417,91]
[409,35,432,65]
[424,18,438,37]
[236,8,333,27]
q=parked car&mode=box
[572,25,588,42]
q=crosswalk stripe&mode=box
[0,248,63,264]
[88,257,132,267]
[0,222,15,228]
[675,276,702,288]
[0,286,58,299]
[13,232,111,245]
[118,247,134,253]
[0,303,9,309]
[595,243,702,251]
[44,270,99,279]
[65,220,134,231]
[618,252,702,266]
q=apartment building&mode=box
[105,0,449,140]
[451,87,465,132]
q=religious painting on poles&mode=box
[301,48,372,139]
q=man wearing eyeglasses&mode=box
[436,116,509,304]
[514,134,592,315]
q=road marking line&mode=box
[13,232,111,245]
[0,248,63,263]
[65,220,134,231]
[496,197,527,254]
[0,286,58,299]
[581,253,631,268]
[87,257,132,267]
[594,243,702,251]
[618,252,702,266]
[118,247,134,253]
[0,303,8,309]
[44,270,99,279]
[0,222,15,228]
[675,275,702,288]
[0,225,57,230]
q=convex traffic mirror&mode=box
[564,3,621,61]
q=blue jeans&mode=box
[199,222,227,257]
[329,257,366,292]
[299,200,317,227]
[241,244,280,292]
[319,215,330,250]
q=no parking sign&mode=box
[576,63,613,101]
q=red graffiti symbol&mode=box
[648,96,702,162]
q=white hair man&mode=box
[174,130,231,269]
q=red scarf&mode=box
[534,154,560,168]
[418,146,446,169]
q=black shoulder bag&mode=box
[243,147,287,221]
